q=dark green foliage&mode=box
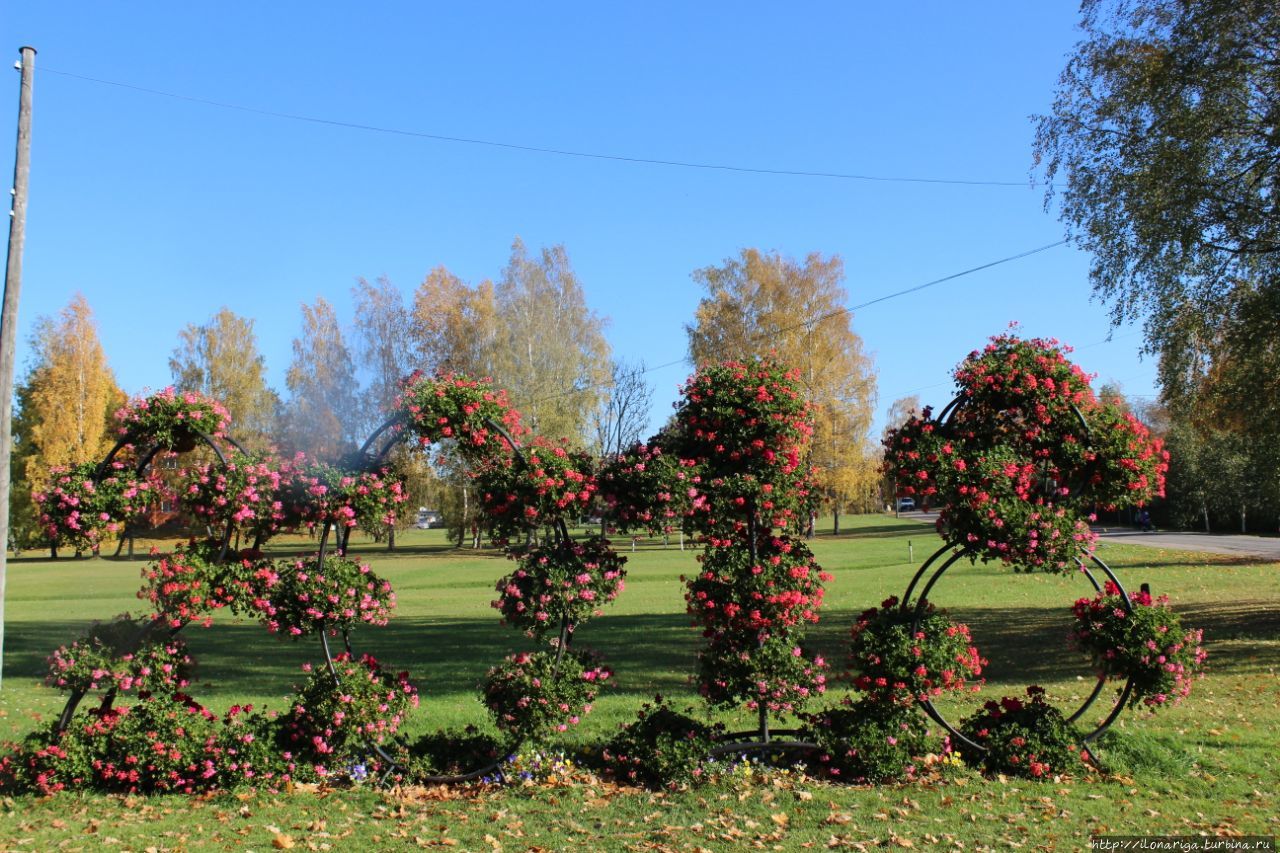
[394,727,506,781]
[799,699,932,784]
[958,687,1084,779]
[601,696,721,789]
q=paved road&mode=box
[896,511,1280,561]
[1092,528,1280,560]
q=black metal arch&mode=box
[55,427,240,734]
[902,543,1136,757]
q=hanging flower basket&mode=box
[115,387,231,451]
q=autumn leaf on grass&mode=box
[272,834,296,850]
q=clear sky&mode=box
[1,2,1159,440]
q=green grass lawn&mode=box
[1,515,1278,850]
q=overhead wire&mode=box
[43,66,1051,188]
[531,239,1070,405]
[35,67,1079,411]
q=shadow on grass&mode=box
[822,525,921,540]
[6,598,1276,710]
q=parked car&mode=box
[415,508,444,529]
[896,497,916,512]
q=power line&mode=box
[533,239,1070,405]
[43,66,1050,189]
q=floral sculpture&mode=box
[884,332,1168,572]
[880,333,1203,778]
[2,386,418,794]
[396,371,624,745]
[660,358,829,736]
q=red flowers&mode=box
[666,358,829,718]
[1070,582,1206,709]
[884,334,1168,573]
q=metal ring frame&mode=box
[903,543,1136,759]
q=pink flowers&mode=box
[849,596,985,705]
[481,649,609,741]
[492,537,627,637]
[398,371,525,452]
[116,387,231,448]
[34,462,160,554]
[661,358,829,719]
[885,334,1168,573]
[1070,581,1206,709]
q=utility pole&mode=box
[0,46,36,689]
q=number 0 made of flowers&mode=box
[883,334,1199,759]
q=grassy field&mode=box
[1,515,1277,851]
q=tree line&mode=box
[1035,0,1280,533]
[9,239,883,550]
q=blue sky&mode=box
[2,3,1158,439]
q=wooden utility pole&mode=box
[0,46,36,689]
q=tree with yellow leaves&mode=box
[170,308,279,451]
[686,248,878,532]
[11,295,124,546]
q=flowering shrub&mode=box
[884,334,1168,572]
[666,358,817,533]
[654,357,831,728]
[286,462,408,534]
[848,596,985,705]
[686,535,829,636]
[957,686,1083,778]
[597,442,691,533]
[493,537,626,637]
[258,556,395,637]
[800,698,931,783]
[179,452,286,543]
[210,704,292,788]
[4,692,223,795]
[46,615,193,696]
[398,371,525,452]
[394,726,505,781]
[116,386,230,449]
[139,541,233,628]
[601,696,721,789]
[1070,582,1207,709]
[480,649,610,743]
[33,461,159,553]
[281,654,418,768]
[695,636,826,714]
[477,437,597,537]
